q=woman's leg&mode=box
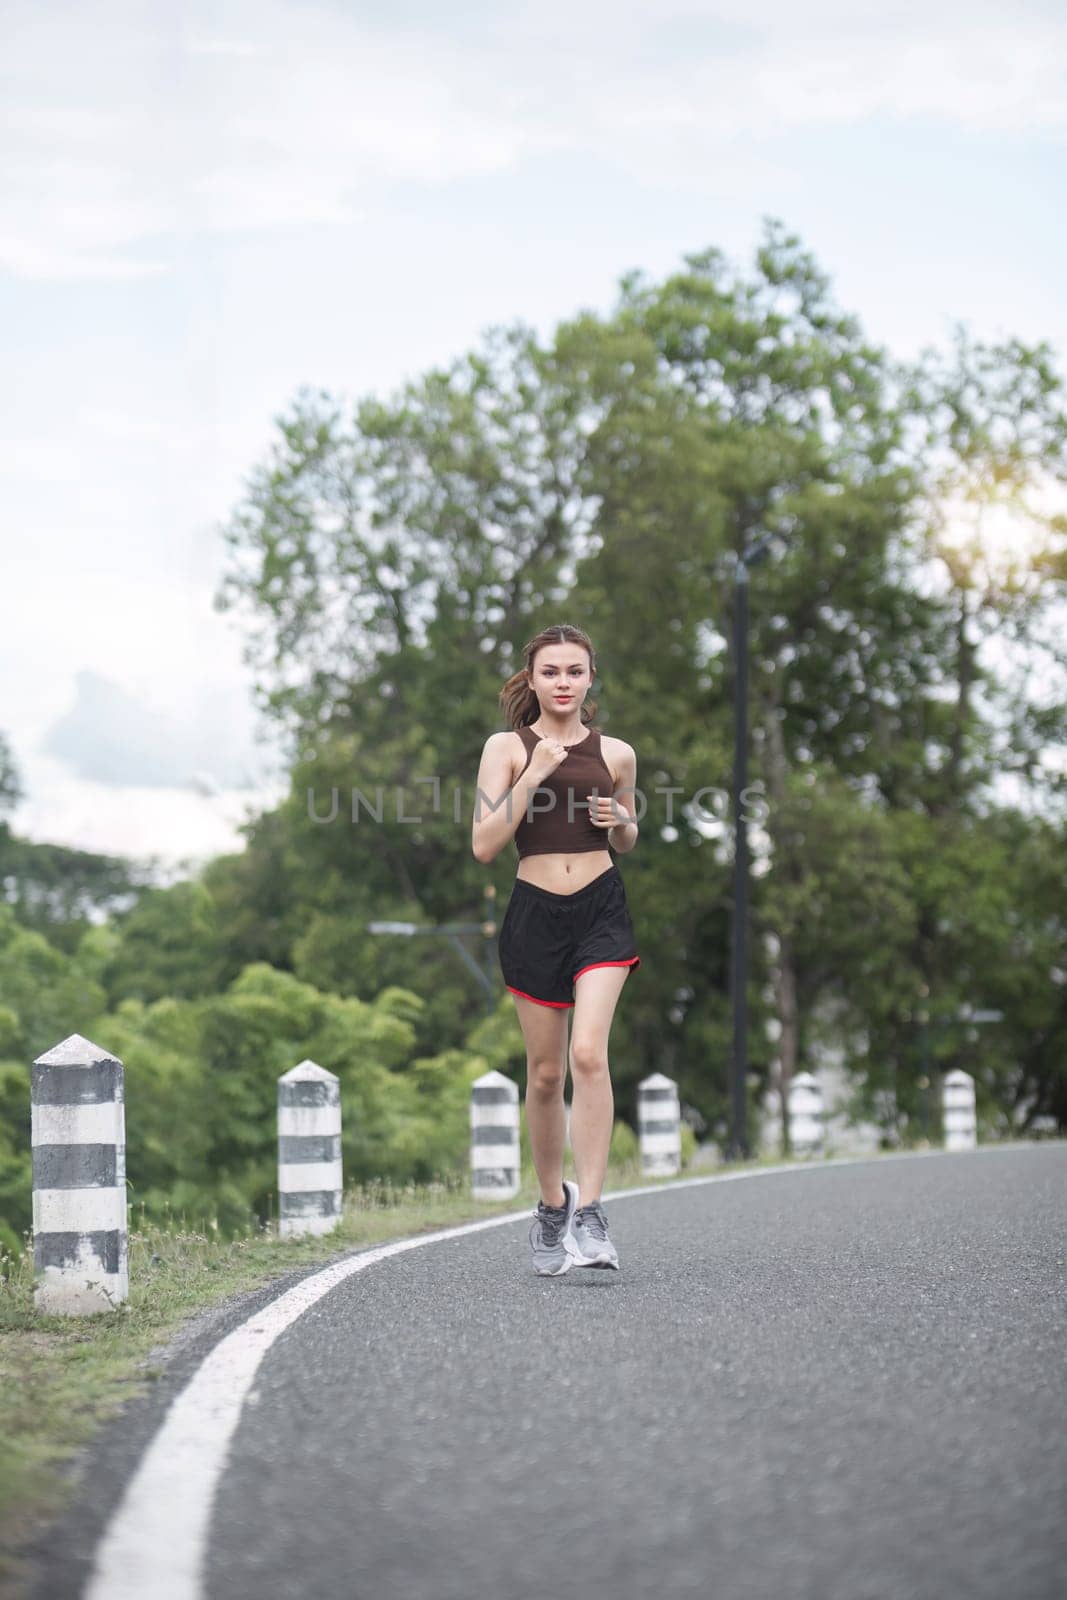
[511,993,571,1207]
[569,965,632,1205]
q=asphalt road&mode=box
[29,1146,1067,1600]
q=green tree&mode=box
[0,904,107,1063]
[0,732,23,817]
[208,220,1067,1149]
[105,879,225,1004]
[0,831,151,956]
[904,323,1067,813]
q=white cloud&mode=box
[40,669,269,790]
[0,0,522,280]
[184,37,263,60]
[745,24,1067,134]
[8,749,287,871]
[0,559,259,749]
[2,0,1064,281]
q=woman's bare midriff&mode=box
[509,733,615,893]
[515,849,614,894]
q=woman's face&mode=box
[527,644,592,712]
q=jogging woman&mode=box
[472,623,641,1275]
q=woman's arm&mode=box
[471,733,539,863]
[589,740,639,854]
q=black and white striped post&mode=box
[787,1071,825,1157]
[277,1059,343,1238]
[942,1068,977,1151]
[470,1069,520,1199]
[31,1032,128,1315]
[637,1072,681,1176]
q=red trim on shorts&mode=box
[505,985,575,1009]
[573,956,641,983]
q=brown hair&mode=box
[498,623,599,731]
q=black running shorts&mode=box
[497,863,641,1009]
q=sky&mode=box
[2,0,1065,877]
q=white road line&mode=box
[84,1146,1028,1598]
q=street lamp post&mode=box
[369,891,499,1015]
[727,533,773,1162]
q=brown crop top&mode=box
[511,723,617,858]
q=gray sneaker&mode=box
[529,1179,580,1275]
[571,1200,620,1269]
